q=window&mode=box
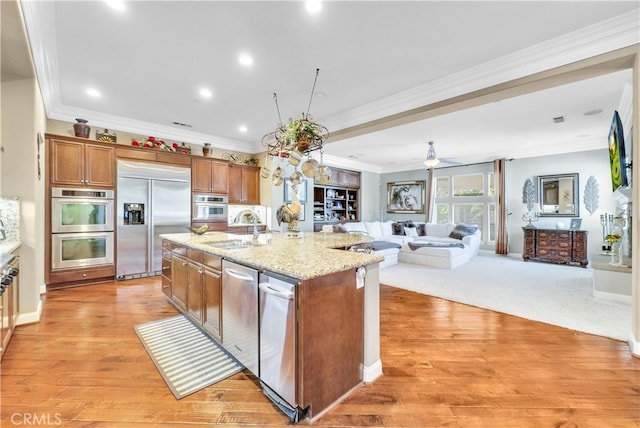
[453,174,484,197]
[434,165,495,244]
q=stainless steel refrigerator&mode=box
[116,160,191,279]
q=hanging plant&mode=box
[583,175,600,215]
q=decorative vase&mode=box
[202,143,212,157]
[73,118,91,138]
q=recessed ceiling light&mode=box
[306,1,322,13]
[104,0,126,11]
[199,88,213,98]
[238,54,253,67]
[86,88,101,98]
[583,109,603,116]
[238,125,248,133]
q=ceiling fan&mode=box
[423,141,461,168]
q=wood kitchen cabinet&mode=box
[48,136,116,188]
[171,253,189,311]
[192,158,229,194]
[228,164,260,204]
[202,254,222,342]
[164,241,221,338]
[186,258,204,324]
[161,247,172,298]
[522,228,588,267]
[323,166,360,188]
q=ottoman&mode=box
[349,241,401,269]
[398,242,470,269]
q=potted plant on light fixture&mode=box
[281,114,326,152]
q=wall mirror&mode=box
[538,173,579,217]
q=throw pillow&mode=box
[449,223,478,240]
[404,226,418,237]
[392,222,405,235]
[416,223,427,236]
[333,224,347,233]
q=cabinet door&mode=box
[211,161,229,194]
[228,165,243,203]
[192,158,212,193]
[186,260,203,324]
[242,166,260,204]
[50,139,85,187]
[202,266,222,341]
[161,256,172,297]
[84,144,115,187]
[171,254,189,311]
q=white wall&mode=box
[1,77,46,323]
[507,149,617,258]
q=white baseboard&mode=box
[16,298,43,325]
[628,333,640,357]
[593,290,632,304]
[362,359,383,383]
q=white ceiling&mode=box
[15,1,639,173]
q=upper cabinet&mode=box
[192,158,229,194]
[315,167,360,189]
[49,136,116,188]
[228,164,260,204]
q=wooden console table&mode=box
[522,228,588,268]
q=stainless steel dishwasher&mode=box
[258,271,301,422]
[222,260,259,375]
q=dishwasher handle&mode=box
[224,268,256,282]
[259,282,294,300]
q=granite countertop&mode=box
[160,231,383,280]
[0,241,21,256]
[0,241,21,270]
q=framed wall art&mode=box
[387,180,426,213]
[284,178,307,203]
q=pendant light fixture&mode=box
[423,141,440,168]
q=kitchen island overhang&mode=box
[159,231,383,421]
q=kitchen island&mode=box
[159,231,383,422]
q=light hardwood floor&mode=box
[1,277,639,427]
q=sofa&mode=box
[334,220,481,269]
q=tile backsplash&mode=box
[0,197,20,242]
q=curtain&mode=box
[494,158,508,254]
[425,168,436,223]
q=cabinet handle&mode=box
[182,262,188,266]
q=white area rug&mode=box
[380,254,631,341]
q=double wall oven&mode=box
[50,188,114,270]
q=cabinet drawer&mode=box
[202,253,222,270]
[187,248,202,262]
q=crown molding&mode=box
[19,0,60,117]
[323,9,640,135]
[49,106,258,153]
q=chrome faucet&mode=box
[248,210,260,242]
